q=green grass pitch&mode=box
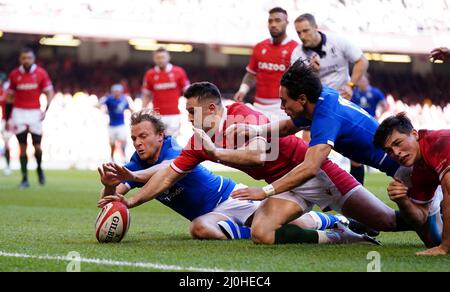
[0,170,449,272]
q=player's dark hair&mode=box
[20,47,35,55]
[130,109,166,134]
[184,82,222,105]
[154,47,168,54]
[373,112,414,149]
[269,7,288,16]
[280,59,323,103]
[295,13,318,28]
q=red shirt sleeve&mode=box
[171,136,208,173]
[423,133,450,181]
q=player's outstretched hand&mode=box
[416,245,449,256]
[231,187,266,201]
[387,179,408,203]
[98,163,121,187]
[107,163,135,182]
[97,193,130,208]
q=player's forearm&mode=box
[101,185,117,198]
[350,56,369,85]
[214,148,265,167]
[440,175,450,251]
[131,161,173,183]
[270,144,330,195]
[44,89,55,110]
[271,161,317,194]
[260,119,300,139]
[395,198,429,227]
[241,72,256,88]
[128,166,178,208]
[142,92,153,108]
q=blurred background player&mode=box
[0,73,12,176]
[98,84,133,162]
[430,47,450,62]
[290,13,369,184]
[142,47,190,138]
[5,47,54,188]
[234,7,298,121]
[374,113,449,256]
[351,74,387,119]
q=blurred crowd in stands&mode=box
[1,0,448,36]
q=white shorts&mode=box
[11,108,43,135]
[209,184,260,226]
[108,125,128,144]
[251,100,289,122]
[1,120,13,141]
[161,114,181,137]
[271,170,357,213]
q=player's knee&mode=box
[189,222,213,240]
[250,224,273,245]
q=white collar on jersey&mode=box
[154,63,173,73]
[19,64,37,74]
[270,36,292,46]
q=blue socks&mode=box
[218,220,251,240]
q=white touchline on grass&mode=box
[0,251,248,272]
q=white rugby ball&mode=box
[95,201,130,243]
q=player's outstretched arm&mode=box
[272,144,331,194]
[194,128,265,166]
[232,144,331,201]
[107,161,173,184]
[98,166,185,209]
[225,119,300,141]
[417,172,450,256]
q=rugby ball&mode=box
[95,201,130,243]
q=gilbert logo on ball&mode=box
[95,201,130,243]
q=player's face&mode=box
[268,12,288,38]
[280,86,306,118]
[19,52,35,69]
[112,89,123,98]
[186,97,220,132]
[295,20,318,48]
[131,121,164,161]
[383,129,420,167]
[153,51,170,69]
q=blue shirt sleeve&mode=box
[308,111,341,148]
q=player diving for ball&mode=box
[98,84,383,246]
